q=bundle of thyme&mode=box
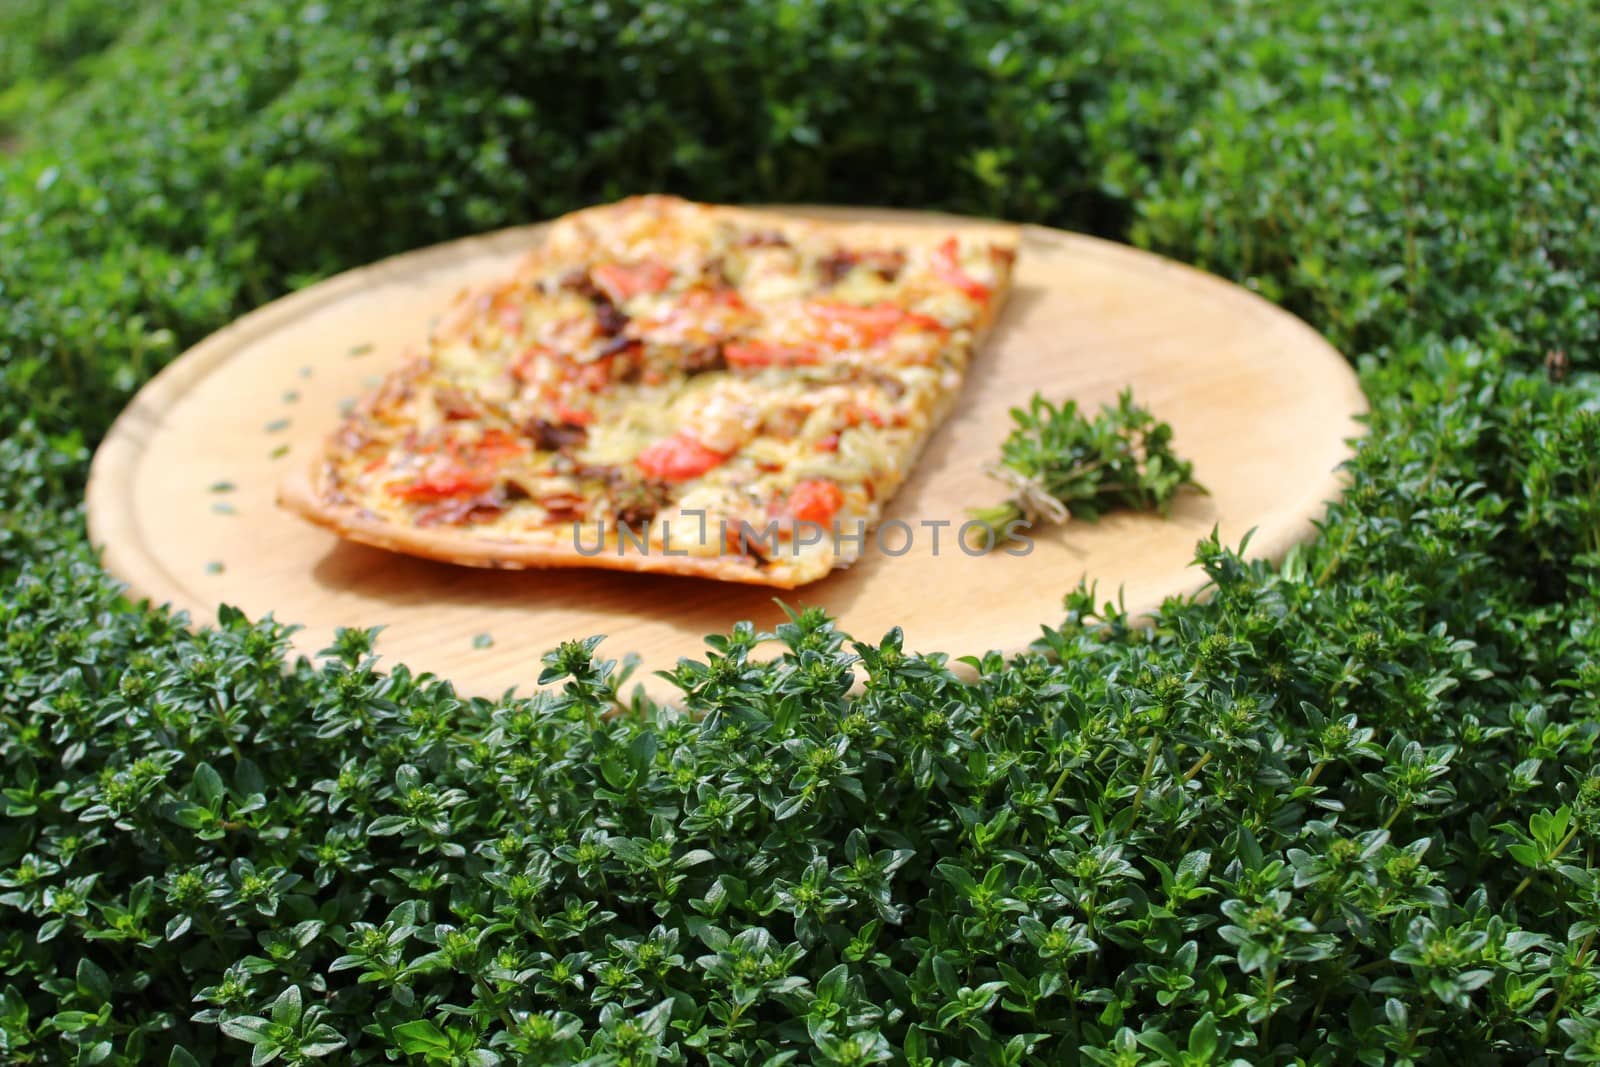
[968,388,1203,542]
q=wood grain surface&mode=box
[86,207,1366,701]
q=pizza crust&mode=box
[277,466,793,584]
[277,199,1017,588]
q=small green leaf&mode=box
[219,1015,275,1046]
[391,1019,450,1055]
[76,958,111,1002]
[269,985,303,1027]
[193,762,225,805]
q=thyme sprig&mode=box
[969,389,1203,541]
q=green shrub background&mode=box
[3,1,1600,1063]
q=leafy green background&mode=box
[3,1,1599,1064]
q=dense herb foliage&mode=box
[0,0,146,139]
[3,1,1600,1063]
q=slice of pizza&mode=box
[278,196,1017,587]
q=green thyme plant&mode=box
[3,0,1600,1064]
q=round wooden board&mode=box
[87,207,1365,701]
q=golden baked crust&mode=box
[278,196,1017,587]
